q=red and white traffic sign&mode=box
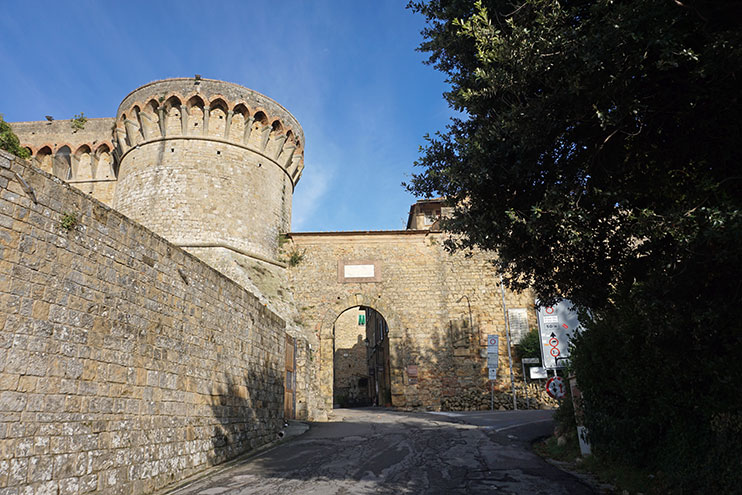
[536,299,582,370]
[545,376,566,399]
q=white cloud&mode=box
[291,160,333,231]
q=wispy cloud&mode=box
[292,160,333,231]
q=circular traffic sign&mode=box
[548,337,559,347]
[546,376,566,399]
[545,306,555,315]
[550,348,561,357]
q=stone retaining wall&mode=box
[0,150,286,494]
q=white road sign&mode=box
[536,299,582,370]
[529,366,548,379]
[486,334,499,368]
[488,367,497,380]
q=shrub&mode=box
[0,115,30,159]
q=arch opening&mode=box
[94,144,114,179]
[208,98,228,137]
[163,96,182,136]
[230,103,249,142]
[73,144,93,181]
[332,306,390,409]
[35,146,53,174]
[53,146,72,180]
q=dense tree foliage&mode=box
[409,0,741,489]
[0,116,30,159]
[408,0,740,308]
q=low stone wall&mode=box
[440,383,558,411]
[0,150,286,494]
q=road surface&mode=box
[166,407,595,495]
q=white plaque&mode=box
[488,367,497,380]
[508,308,529,343]
[344,264,375,278]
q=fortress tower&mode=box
[112,78,304,263]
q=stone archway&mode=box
[332,306,392,408]
[316,293,404,412]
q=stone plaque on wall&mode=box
[338,260,382,283]
[508,308,529,344]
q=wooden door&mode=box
[284,334,296,419]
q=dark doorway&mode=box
[332,306,390,408]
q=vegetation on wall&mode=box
[70,112,87,131]
[287,248,305,267]
[0,115,30,159]
[60,212,79,231]
[408,0,742,490]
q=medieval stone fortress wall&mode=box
[2,77,549,494]
[0,149,285,494]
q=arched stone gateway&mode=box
[319,295,404,412]
[286,226,538,415]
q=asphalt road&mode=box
[166,408,596,495]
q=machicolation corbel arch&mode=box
[114,79,304,186]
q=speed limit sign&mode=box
[546,376,566,399]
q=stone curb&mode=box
[154,420,311,495]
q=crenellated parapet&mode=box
[111,78,305,264]
[114,78,305,185]
[11,118,117,182]
[11,118,119,204]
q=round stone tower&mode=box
[111,78,304,263]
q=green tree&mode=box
[514,327,539,360]
[408,0,742,490]
[408,0,741,309]
[0,115,30,159]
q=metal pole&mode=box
[499,275,517,410]
[522,361,530,409]
[491,381,494,411]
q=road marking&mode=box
[494,418,553,432]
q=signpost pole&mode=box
[486,334,498,410]
[522,361,529,409]
[499,275,517,410]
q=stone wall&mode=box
[11,118,117,207]
[0,150,286,494]
[286,231,537,413]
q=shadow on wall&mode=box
[333,336,372,408]
[207,364,284,466]
[393,318,553,411]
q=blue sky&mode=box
[0,1,453,232]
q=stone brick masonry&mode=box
[0,150,286,494]
[286,231,539,413]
